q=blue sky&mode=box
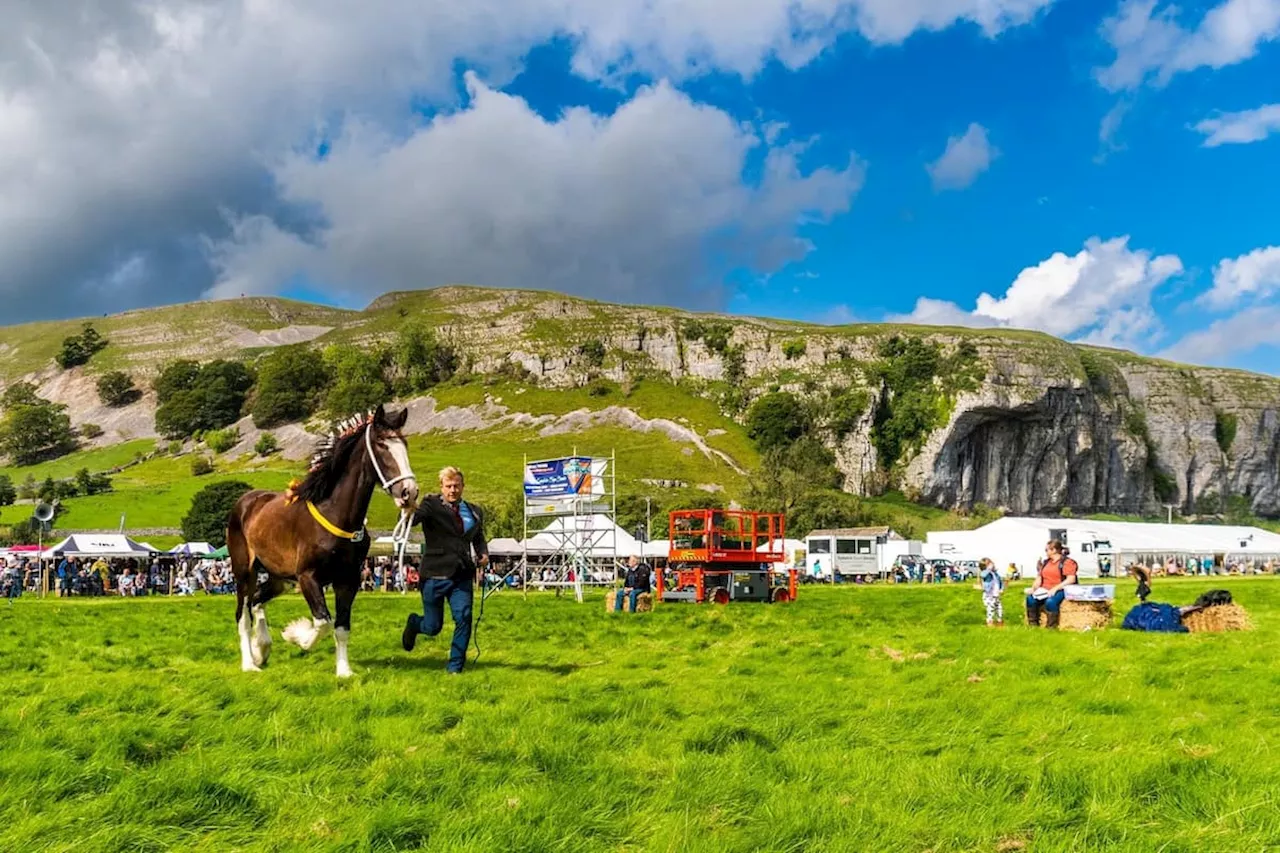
[4,0,1279,372]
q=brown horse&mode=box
[226,404,419,677]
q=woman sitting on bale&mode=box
[1026,539,1078,629]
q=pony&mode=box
[226,404,419,677]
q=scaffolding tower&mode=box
[521,450,617,602]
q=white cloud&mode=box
[1194,103,1280,146]
[205,76,864,306]
[1096,0,1280,92]
[893,236,1184,348]
[1159,306,1280,365]
[1198,246,1280,309]
[0,0,1060,322]
[926,123,998,190]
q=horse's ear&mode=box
[373,403,387,425]
[389,406,408,430]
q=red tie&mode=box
[449,502,463,533]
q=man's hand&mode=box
[478,554,489,568]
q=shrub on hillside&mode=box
[205,427,240,454]
[745,392,809,452]
[0,475,15,507]
[782,339,806,360]
[96,371,139,406]
[182,479,253,547]
[79,423,104,439]
[577,339,606,368]
[252,345,330,428]
[56,324,108,369]
[254,433,279,456]
[191,457,214,476]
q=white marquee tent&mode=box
[926,516,1280,578]
[41,534,159,560]
[168,542,214,556]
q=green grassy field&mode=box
[3,581,1278,852]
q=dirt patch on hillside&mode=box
[221,416,318,462]
[35,368,159,445]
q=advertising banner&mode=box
[523,457,596,498]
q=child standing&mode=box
[979,558,1004,626]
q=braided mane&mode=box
[287,411,373,504]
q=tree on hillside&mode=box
[745,392,809,452]
[96,371,139,406]
[154,359,255,438]
[252,345,330,428]
[0,401,77,465]
[0,475,15,506]
[746,437,843,518]
[182,480,254,547]
[323,344,390,417]
[154,360,202,404]
[389,322,460,395]
[56,323,109,369]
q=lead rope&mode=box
[391,508,412,592]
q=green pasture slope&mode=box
[3,582,1280,852]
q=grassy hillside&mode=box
[3,582,1279,851]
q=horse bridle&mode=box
[365,421,415,495]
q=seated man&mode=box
[614,555,651,613]
[1026,539,1078,629]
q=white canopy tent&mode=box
[926,516,1280,578]
[756,538,807,567]
[42,534,159,560]
[168,542,214,556]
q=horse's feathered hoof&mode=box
[282,617,332,651]
[241,662,262,672]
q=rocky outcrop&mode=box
[896,357,1280,517]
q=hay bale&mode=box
[1182,603,1253,632]
[604,591,653,613]
[1035,600,1112,630]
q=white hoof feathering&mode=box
[282,617,332,651]
[237,608,259,672]
[250,605,272,667]
[335,627,352,678]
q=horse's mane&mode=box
[291,412,372,504]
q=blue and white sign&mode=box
[524,457,594,498]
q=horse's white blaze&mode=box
[250,604,271,666]
[334,627,352,678]
[238,608,260,672]
[386,436,417,496]
[282,617,332,651]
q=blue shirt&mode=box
[457,500,476,534]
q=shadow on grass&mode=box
[378,656,582,676]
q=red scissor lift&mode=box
[658,509,797,604]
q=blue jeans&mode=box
[1026,590,1065,625]
[419,577,473,672]
[614,588,641,613]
